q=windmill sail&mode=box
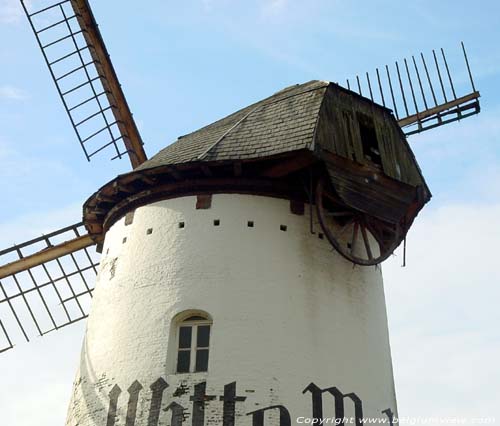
[346,43,480,136]
[20,0,147,168]
[0,223,99,353]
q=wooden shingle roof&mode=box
[137,80,329,170]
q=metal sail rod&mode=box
[395,61,409,117]
[433,49,448,103]
[69,0,147,168]
[398,91,479,127]
[412,56,428,110]
[386,64,398,119]
[461,41,477,93]
[356,75,362,95]
[20,0,147,167]
[366,72,374,101]
[441,48,457,100]
[0,235,95,280]
[347,44,481,136]
[404,58,419,115]
[421,52,438,107]
[376,68,386,107]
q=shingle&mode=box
[137,80,329,170]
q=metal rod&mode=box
[356,75,362,95]
[26,0,70,17]
[74,105,113,127]
[404,58,419,114]
[346,79,350,90]
[26,266,59,332]
[48,46,89,66]
[441,48,457,100]
[395,61,409,117]
[433,49,448,103]
[36,15,77,33]
[0,223,84,255]
[366,72,374,101]
[386,65,398,119]
[52,255,86,319]
[40,262,72,323]
[73,227,99,276]
[461,41,477,92]
[68,90,108,112]
[412,55,428,110]
[60,76,100,96]
[19,0,91,161]
[60,5,122,159]
[0,320,14,352]
[81,121,119,143]
[11,274,44,337]
[376,68,386,107]
[0,281,29,342]
[55,60,94,81]
[0,264,96,303]
[421,52,438,107]
[88,136,124,157]
[41,30,83,49]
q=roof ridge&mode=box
[197,81,330,160]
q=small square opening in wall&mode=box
[179,222,185,229]
[318,233,324,240]
[280,225,287,232]
[122,237,127,243]
[213,219,220,226]
[247,221,254,228]
[147,228,153,235]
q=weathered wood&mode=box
[398,92,480,127]
[233,162,243,177]
[200,165,213,177]
[0,235,96,280]
[70,0,147,168]
[322,150,417,224]
[261,153,315,178]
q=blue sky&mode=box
[0,0,499,425]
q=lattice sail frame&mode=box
[346,43,480,136]
[20,0,147,167]
[0,223,99,353]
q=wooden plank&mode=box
[398,92,480,127]
[261,153,315,178]
[70,0,147,168]
[322,150,418,224]
[0,235,96,280]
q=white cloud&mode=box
[0,203,83,250]
[383,202,500,421]
[0,0,23,24]
[261,0,288,18]
[0,85,28,101]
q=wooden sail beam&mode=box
[398,91,480,128]
[0,235,95,280]
[70,0,147,168]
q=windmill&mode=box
[0,1,481,425]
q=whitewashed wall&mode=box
[66,194,397,426]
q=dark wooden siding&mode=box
[316,85,427,189]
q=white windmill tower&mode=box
[0,1,481,425]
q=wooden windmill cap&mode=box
[83,80,430,240]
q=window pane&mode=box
[177,350,190,373]
[179,326,192,349]
[197,325,210,347]
[195,349,209,372]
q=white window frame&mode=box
[176,317,211,373]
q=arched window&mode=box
[176,315,211,373]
